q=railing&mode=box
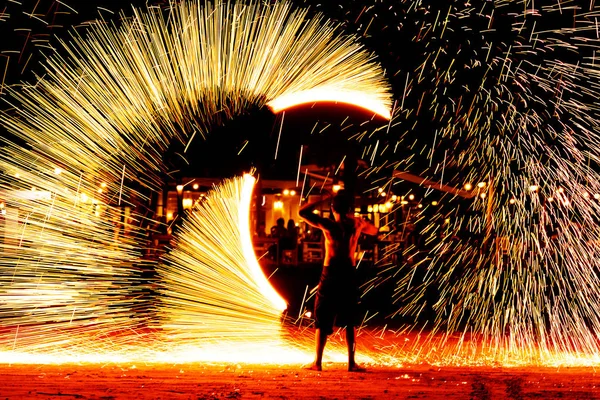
[147,234,404,265]
[253,236,404,265]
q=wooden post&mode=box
[343,151,358,210]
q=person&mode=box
[278,219,299,263]
[299,189,378,372]
[280,219,298,251]
[270,217,287,239]
[256,221,267,238]
[286,219,299,247]
[269,218,288,261]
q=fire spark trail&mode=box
[0,0,391,363]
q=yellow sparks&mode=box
[156,174,287,341]
[0,0,390,363]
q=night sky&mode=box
[0,1,596,187]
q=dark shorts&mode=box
[314,259,358,335]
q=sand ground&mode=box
[1,362,599,399]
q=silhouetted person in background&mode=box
[270,217,287,261]
[256,221,267,238]
[281,219,299,251]
[299,189,378,372]
[270,217,287,238]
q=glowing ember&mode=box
[268,88,392,120]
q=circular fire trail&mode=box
[157,174,287,340]
[0,0,391,363]
[5,0,600,368]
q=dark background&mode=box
[2,0,594,184]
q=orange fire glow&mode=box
[268,89,392,120]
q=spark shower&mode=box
[3,0,600,367]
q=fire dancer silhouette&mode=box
[299,189,378,372]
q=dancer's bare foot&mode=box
[304,363,322,371]
[348,363,367,372]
